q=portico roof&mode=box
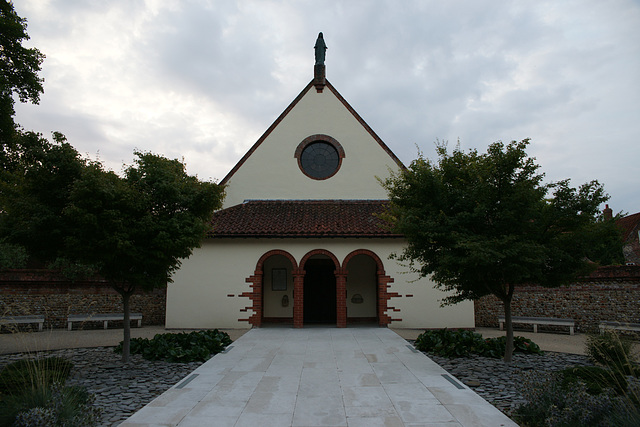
[208,200,401,238]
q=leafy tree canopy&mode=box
[381,139,623,361]
[1,132,225,361]
[0,132,84,264]
[0,0,45,139]
[62,151,225,294]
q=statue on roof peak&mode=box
[314,32,327,65]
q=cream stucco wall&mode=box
[166,238,474,330]
[222,86,401,208]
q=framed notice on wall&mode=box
[272,268,287,291]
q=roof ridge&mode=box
[242,199,389,203]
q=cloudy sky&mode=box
[12,0,640,215]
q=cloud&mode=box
[12,0,640,214]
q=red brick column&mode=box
[336,268,347,328]
[241,274,263,327]
[293,269,304,328]
[378,275,397,326]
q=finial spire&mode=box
[314,32,327,92]
[314,32,327,65]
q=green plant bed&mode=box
[560,366,628,395]
[414,329,542,358]
[115,329,233,363]
[0,383,100,427]
[0,357,73,395]
[586,330,638,376]
[0,357,100,427]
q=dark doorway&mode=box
[303,258,336,324]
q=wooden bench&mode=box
[498,316,575,335]
[0,315,45,332]
[67,313,142,331]
[599,321,640,334]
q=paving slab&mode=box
[120,327,517,427]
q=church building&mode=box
[165,34,474,331]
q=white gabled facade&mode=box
[220,80,403,208]
[166,56,474,331]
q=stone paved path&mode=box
[121,328,517,426]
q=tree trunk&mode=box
[502,284,515,363]
[122,291,131,363]
[115,284,135,364]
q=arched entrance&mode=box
[244,250,298,327]
[344,253,378,324]
[342,249,395,327]
[303,257,337,324]
[262,253,296,324]
[246,249,395,328]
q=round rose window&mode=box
[300,142,340,179]
[295,135,345,180]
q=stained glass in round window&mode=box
[300,141,340,179]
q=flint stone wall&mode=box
[0,269,166,330]
[474,266,640,333]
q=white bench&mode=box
[67,313,142,331]
[0,315,45,332]
[498,316,575,335]
[599,321,640,334]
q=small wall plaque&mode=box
[272,268,287,291]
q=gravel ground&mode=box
[424,351,594,416]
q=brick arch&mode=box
[299,249,341,271]
[342,249,397,327]
[254,249,298,272]
[243,250,298,328]
[342,249,386,273]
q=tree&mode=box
[381,139,620,362]
[0,133,224,362]
[0,0,45,140]
[0,2,225,362]
[0,132,86,263]
[60,152,224,362]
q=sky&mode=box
[12,0,640,215]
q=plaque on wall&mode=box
[272,268,287,291]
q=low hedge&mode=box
[414,329,542,358]
[114,329,233,363]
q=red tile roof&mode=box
[208,200,401,238]
[616,212,640,242]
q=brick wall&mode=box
[0,270,166,329]
[474,266,640,333]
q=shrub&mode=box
[115,329,233,363]
[515,366,640,426]
[414,329,542,359]
[0,358,100,427]
[0,383,101,427]
[414,329,486,358]
[560,366,627,395]
[606,380,640,425]
[514,370,615,427]
[586,330,638,376]
[482,336,543,358]
[0,357,73,394]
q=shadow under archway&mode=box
[303,257,337,324]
